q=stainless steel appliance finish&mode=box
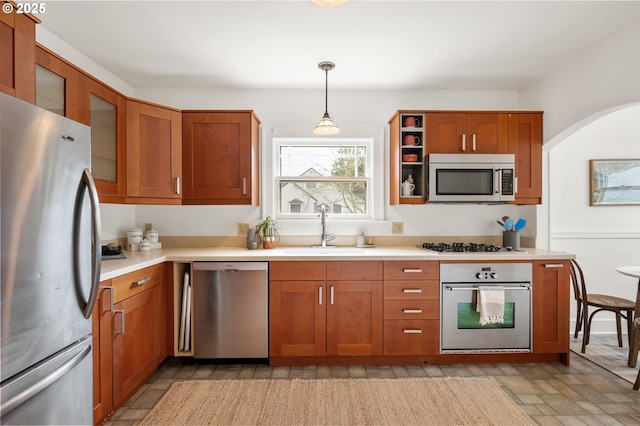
[1,93,100,424]
[192,262,268,359]
[426,153,516,203]
[440,263,532,353]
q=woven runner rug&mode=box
[141,377,533,425]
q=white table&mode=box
[616,266,640,367]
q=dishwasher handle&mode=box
[192,262,268,272]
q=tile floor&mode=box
[107,335,640,426]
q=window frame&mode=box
[263,128,385,222]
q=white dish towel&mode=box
[476,286,505,325]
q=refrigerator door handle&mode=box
[74,168,102,319]
[0,342,91,417]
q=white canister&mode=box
[127,227,143,244]
[146,229,159,243]
[140,239,151,251]
[356,232,366,246]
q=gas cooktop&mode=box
[417,242,525,254]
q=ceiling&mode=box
[38,1,640,91]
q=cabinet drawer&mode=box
[383,280,439,300]
[270,261,326,281]
[327,261,383,281]
[383,320,438,355]
[112,264,164,303]
[384,300,438,320]
[383,261,438,280]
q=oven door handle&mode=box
[444,285,531,291]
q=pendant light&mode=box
[314,61,340,135]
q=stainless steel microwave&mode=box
[426,153,516,203]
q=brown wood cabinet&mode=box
[34,46,127,203]
[182,111,260,205]
[0,4,37,103]
[92,285,114,424]
[269,261,383,358]
[509,113,543,204]
[532,260,570,357]
[382,261,439,355]
[327,262,383,356]
[389,110,542,205]
[92,264,167,424]
[424,112,509,155]
[270,261,326,357]
[126,99,182,204]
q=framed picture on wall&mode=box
[590,159,640,205]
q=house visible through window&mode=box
[274,138,373,219]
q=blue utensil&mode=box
[514,218,526,231]
[504,218,514,231]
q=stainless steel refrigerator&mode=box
[0,93,101,425]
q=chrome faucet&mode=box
[320,204,335,247]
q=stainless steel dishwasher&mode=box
[192,262,268,359]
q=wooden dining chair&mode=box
[570,258,635,353]
[634,318,640,391]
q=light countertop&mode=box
[99,246,575,281]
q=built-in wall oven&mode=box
[440,263,532,353]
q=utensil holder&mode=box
[502,231,520,250]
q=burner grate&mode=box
[419,242,517,253]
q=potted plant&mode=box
[255,216,280,249]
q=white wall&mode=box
[519,17,640,335]
[548,106,640,334]
[130,87,530,239]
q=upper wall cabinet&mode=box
[80,75,127,203]
[182,111,260,205]
[36,46,127,203]
[424,112,509,154]
[389,110,542,205]
[508,113,542,204]
[126,100,182,204]
[0,6,37,103]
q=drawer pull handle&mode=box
[402,269,423,273]
[403,309,423,314]
[403,329,422,334]
[403,289,422,294]
[544,264,564,268]
[136,277,151,286]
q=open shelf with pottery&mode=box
[389,112,425,204]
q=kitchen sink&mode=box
[284,247,366,255]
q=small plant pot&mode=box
[502,231,520,250]
[263,236,277,249]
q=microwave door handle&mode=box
[495,169,502,194]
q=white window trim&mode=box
[262,128,385,222]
